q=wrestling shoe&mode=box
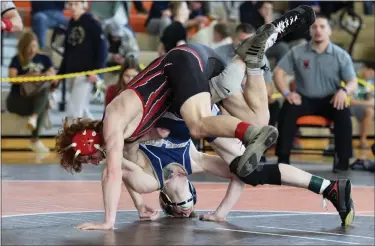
[272,5,316,41]
[235,23,278,68]
[322,179,355,226]
[232,125,278,178]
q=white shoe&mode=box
[29,141,50,153]
[27,117,37,130]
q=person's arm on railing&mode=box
[1,1,23,32]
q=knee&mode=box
[229,157,281,186]
[32,12,48,25]
[259,110,270,126]
[365,107,374,118]
[333,107,351,119]
[160,16,172,26]
[279,101,298,119]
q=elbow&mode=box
[273,67,284,85]
[12,17,24,32]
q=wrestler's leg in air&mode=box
[165,42,278,180]
[220,56,270,126]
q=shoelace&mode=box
[275,15,299,34]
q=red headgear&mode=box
[64,129,104,161]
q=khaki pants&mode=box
[66,76,93,118]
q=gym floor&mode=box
[2,141,375,245]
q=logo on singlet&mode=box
[221,85,230,94]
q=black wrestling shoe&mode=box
[232,125,278,178]
[272,5,316,41]
[323,179,355,226]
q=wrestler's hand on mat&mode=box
[138,204,160,221]
[76,222,114,230]
[199,212,226,222]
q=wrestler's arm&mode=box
[101,107,127,227]
[212,177,245,218]
[190,143,245,219]
[122,178,145,210]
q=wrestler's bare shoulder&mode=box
[106,89,143,114]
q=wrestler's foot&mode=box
[272,5,316,41]
[235,5,316,68]
[323,179,355,226]
[231,125,278,178]
[235,23,278,68]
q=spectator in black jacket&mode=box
[59,0,107,119]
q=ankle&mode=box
[246,67,263,76]
[234,122,252,143]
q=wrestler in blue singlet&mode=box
[139,105,221,189]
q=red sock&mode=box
[235,122,251,141]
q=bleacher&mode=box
[1,1,374,153]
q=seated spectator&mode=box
[186,1,209,30]
[6,31,57,152]
[123,1,148,15]
[59,0,107,119]
[90,1,144,35]
[103,18,140,67]
[240,1,289,63]
[89,1,126,23]
[105,57,142,106]
[31,1,69,49]
[273,15,358,171]
[211,22,232,49]
[159,1,190,56]
[145,1,172,37]
[350,64,374,149]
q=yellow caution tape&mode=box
[0,65,372,107]
[0,64,146,83]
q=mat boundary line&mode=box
[2,209,374,218]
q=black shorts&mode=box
[163,44,226,112]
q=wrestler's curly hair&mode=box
[55,117,103,173]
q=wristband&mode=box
[341,87,348,94]
[282,90,291,97]
[2,18,12,32]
